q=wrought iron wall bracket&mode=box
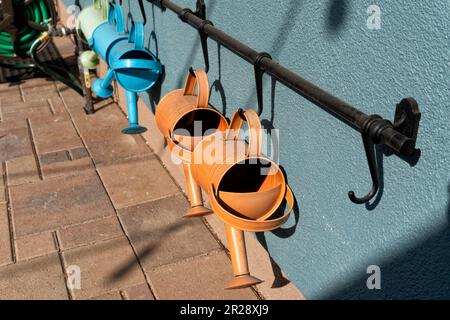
[393,98,421,146]
[349,98,421,204]
[148,0,422,205]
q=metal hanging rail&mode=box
[148,0,421,204]
[150,0,420,155]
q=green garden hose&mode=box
[0,0,50,57]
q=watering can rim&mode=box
[112,57,162,92]
[209,184,294,232]
[166,112,228,162]
[213,155,285,221]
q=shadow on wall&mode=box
[323,184,450,299]
[241,0,353,128]
[326,0,350,34]
[256,165,301,289]
[171,0,219,90]
[146,65,165,113]
[242,0,304,111]
[210,43,227,116]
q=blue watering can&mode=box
[79,2,162,134]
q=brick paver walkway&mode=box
[0,75,259,300]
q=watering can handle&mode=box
[183,69,209,109]
[128,22,144,50]
[108,2,125,34]
[227,109,262,157]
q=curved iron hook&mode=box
[254,52,272,116]
[137,0,147,25]
[180,1,212,73]
[198,19,213,73]
[348,115,381,204]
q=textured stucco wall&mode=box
[65,0,450,299]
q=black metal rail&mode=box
[151,0,420,155]
[148,0,421,204]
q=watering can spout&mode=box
[225,224,263,289]
[226,275,263,290]
[93,68,114,98]
[183,163,213,217]
[155,69,228,217]
[121,90,147,135]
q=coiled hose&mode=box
[0,0,83,95]
[0,0,50,57]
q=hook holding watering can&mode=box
[180,0,213,73]
[137,0,147,26]
[254,52,272,116]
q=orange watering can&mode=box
[190,109,294,289]
[155,69,228,217]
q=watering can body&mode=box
[155,69,228,159]
[190,109,294,289]
[155,69,228,217]
[90,23,161,93]
[191,109,293,231]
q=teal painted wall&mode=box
[67,0,450,299]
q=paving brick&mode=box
[98,155,179,209]
[149,251,258,300]
[31,119,83,154]
[15,232,57,261]
[6,155,41,186]
[0,118,27,132]
[19,77,55,89]
[0,85,22,104]
[122,283,154,300]
[0,203,12,266]
[0,127,33,162]
[86,134,149,164]
[58,86,89,113]
[119,194,220,269]
[1,97,69,125]
[0,82,21,93]
[40,150,70,165]
[58,89,114,121]
[21,80,59,102]
[0,177,6,203]
[0,253,68,299]
[40,153,94,179]
[59,216,124,250]
[10,172,116,237]
[0,165,5,204]
[69,146,90,160]
[23,92,62,103]
[63,237,146,300]
[72,104,130,142]
[90,291,123,300]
